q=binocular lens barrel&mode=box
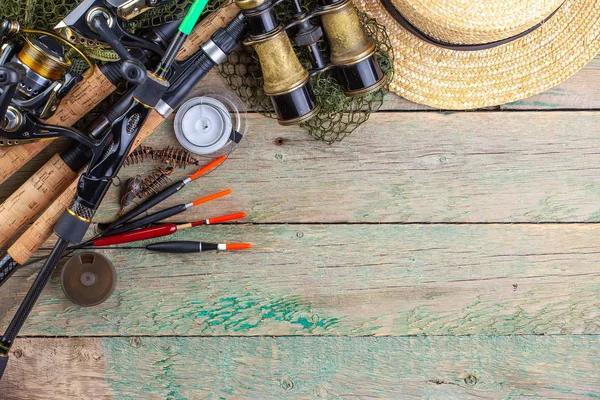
[271,83,319,125]
[320,0,385,96]
[246,27,320,125]
[335,53,385,97]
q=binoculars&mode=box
[236,0,385,125]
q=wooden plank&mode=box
[2,338,112,399]
[2,224,600,336]
[84,111,600,223]
[3,336,600,399]
[213,55,600,111]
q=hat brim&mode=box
[357,0,600,109]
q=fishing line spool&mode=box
[61,251,117,306]
[174,85,247,156]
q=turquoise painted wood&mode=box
[2,336,600,399]
[2,224,600,337]
[1,47,600,398]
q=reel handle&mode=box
[90,15,148,84]
[0,64,25,123]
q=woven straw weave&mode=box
[356,0,600,109]
[394,0,564,44]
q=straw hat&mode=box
[356,0,600,109]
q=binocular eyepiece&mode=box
[236,0,385,126]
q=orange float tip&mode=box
[207,212,246,224]
[189,156,227,181]
[225,243,252,250]
[192,189,231,207]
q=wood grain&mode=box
[88,111,600,224]
[2,336,600,399]
[2,224,600,336]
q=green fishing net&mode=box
[219,4,394,143]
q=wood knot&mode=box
[275,137,285,145]
[13,349,23,358]
[464,374,478,386]
[130,337,142,348]
[280,378,294,391]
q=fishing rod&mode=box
[0,2,242,251]
[0,0,245,380]
[0,19,184,248]
[0,155,228,287]
[0,9,246,290]
[0,1,188,184]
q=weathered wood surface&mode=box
[2,52,599,198]
[3,336,600,399]
[70,111,600,224]
[2,224,600,336]
[1,44,600,399]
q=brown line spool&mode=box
[2,2,241,264]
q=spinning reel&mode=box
[54,0,174,54]
[236,0,385,125]
[0,0,176,148]
[0,21,95,146]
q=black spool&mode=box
[243,1,280,36]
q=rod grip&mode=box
[7,179,79,265]
[0,66,115,185]
[0,154,78,248]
